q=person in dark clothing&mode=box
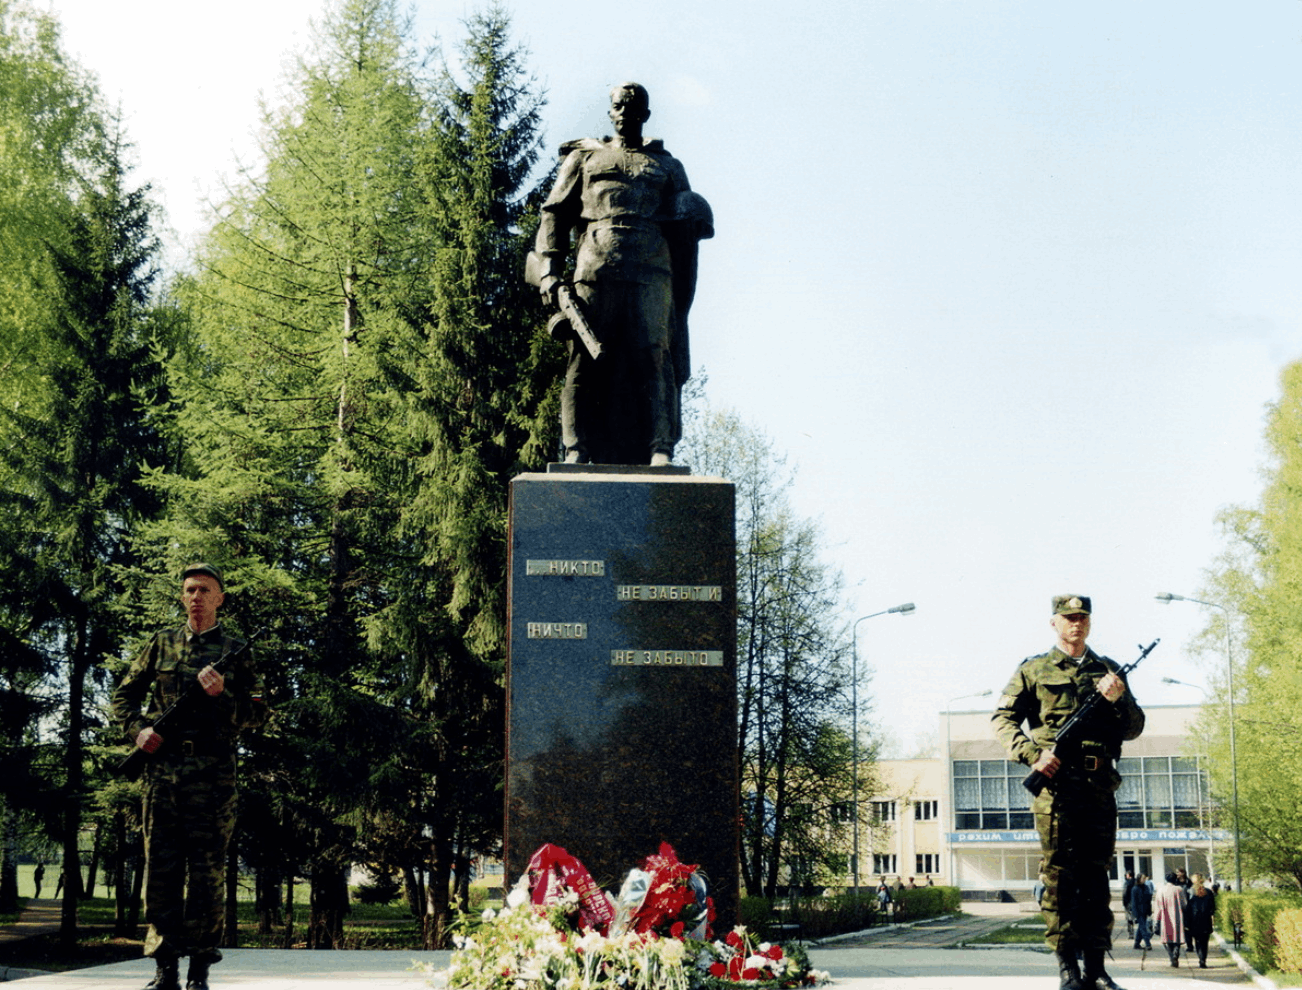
[1128,873,1153,951]
[1185,874,1217,968]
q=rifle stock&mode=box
[116,629,264,782]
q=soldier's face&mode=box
[1052,611,1090,652]
[181,575,224,633]
[608,92,649,137]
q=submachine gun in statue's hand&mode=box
[1023,638,1160,797]
[116,628,265,782]
[525,251,603,361]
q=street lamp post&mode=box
[1161,676,1214,883]
[850,602,916,899]
[945,689,991,888]
[1156,592,1242,891]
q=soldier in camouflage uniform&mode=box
[992,596,1144,990]
[111,564,267,990]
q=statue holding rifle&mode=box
[528,82,713,466]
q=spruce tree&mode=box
[0,114,170,941]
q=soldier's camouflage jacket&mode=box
[111,624,267,751]
[992,646,1145,771]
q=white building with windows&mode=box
[852,704,1226,898]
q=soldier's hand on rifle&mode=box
[1097,672,1125,702]
[198,665,225,697]
[136,726,164,753]
[1032,748,1061,779]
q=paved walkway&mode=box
[0,900,1275,989]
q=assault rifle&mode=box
[116,628,265,782]
[1022,638,1160,797]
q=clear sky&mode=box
[41,0,1301,755]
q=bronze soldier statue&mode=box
[528,82,713,466]
[111,564,267,990]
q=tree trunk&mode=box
[84,820,102,899]
[282,875,295,949]
[59,640,89,948]
[402,865,424,918]
[0,808,18,913]
[423,837,453,949]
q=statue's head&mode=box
[608,82,651,136]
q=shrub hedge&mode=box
[1277,909,1302,976]
[1217,890,1302,974]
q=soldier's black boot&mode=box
[185,957,212,990]
[143,958,181,990]
[1056,950,1085,990]
[1082,949,1125,990]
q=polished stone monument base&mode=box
[506,469,738,928]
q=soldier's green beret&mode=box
[182,562,224,589]
[1052,594,1091,615]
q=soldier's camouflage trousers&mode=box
[1033,771,1118,954]
[141,753,238,961]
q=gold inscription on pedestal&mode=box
[526,559,605,576]
[610,650,724,667]
[616,585,723,602]
[526,622,588,640]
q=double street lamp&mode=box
[850,602,916,899]
[1155,592,1242,891]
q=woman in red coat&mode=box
[1154,873,1189,967]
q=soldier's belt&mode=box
[1072,753,1112,773]
[170,737,231,759]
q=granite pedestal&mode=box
[506,469,739,927]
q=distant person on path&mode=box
[993,595,1145,990]
[1128,873,1153,950]
[876,880,893,918]
[1154,872,1188,968]
[111,564,267,990]
[1121,870,1136,938]
[1184,874,1216,968]
[33,862,44,899]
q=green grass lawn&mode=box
[964,915,1046,944]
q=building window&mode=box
[873,854,897,875]
[1117,756,1210,829]
[916,853,939,874]
[914,800,939,821]
[955,755,1211,832]
[872,801,897,823]
[830,801,854,823]
[952,760,1032,830]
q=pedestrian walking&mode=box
[1128,874,1152,951]
[1185,874,1216,968]
[1154,872,1188,968]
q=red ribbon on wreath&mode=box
[526,843,616,931]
